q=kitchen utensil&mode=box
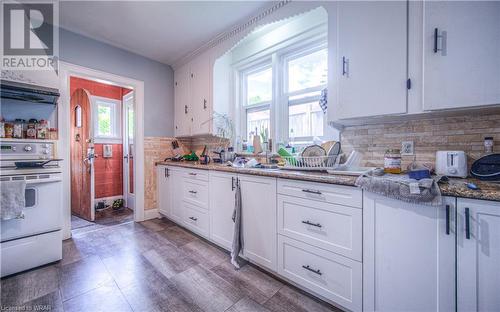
[302,145,326,158]
[326,142,341,167]
[470,153,500,181]
[436,151,468,178]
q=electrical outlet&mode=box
[401,141,414,156]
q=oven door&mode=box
[1,175,62,242]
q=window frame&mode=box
[92,96,122,144]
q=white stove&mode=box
[0,140,62,277]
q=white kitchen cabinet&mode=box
[2,69,59,89]
[209,171,237,250]
[174,63,191,137]
[189,52,211,136]
[457,198,500,312]
[157,166,172,218]
[334,1,408,119]
[169,169,184,223]
[239,174,277,272]
[423,1,500,111]
[363,193,456,312]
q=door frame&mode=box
[122,91,135,210]
[59,61,146,239]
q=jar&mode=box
[0,120,5,138]
[26,119,38,139]
[484,136,494,154]
[49,128,58,140]
[37,120,49,139]
[13,119,25,139]
[4,122,13,138]
[384,149,402,174]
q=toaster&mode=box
[436,151,468,178]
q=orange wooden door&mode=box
[70,88,92,221]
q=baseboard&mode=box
[144,209,159,220]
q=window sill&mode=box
[95,137,122,144]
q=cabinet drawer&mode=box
[182,202,209,238]
[182,179,209,209]
[278,195,362,261]
[278,235,362,312]
[277,179,362,208]
[181,168,209,182]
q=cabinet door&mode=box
[157,166,171,218]
[335,1,407,119]
[170,169,184,223]
[363,193,456,312]
[457,198,500,312]
[209,171,237,250]
[239,174,277,272]
[174,64,190,136]
[190,52,211,135]
[423,2,500,110]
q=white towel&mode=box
[1,180,26,220]
[230,179,243,269]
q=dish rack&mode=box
[280,155,340,171]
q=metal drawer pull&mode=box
[302,265,322,276]
[445,204,450,235]
[302,220,322,228]
[189,173,197,176]
[302,189,322,195]
[465,207,470,239]
[189,216,198,221]
[188,190,197,194]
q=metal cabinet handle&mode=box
[342,56,348,76]
[231,177,235,191]
[302,220,322,228]
[164,168,167,178]
[445,204,450,235]
[189,216,198,221]
[302,189,322,195]
[189,190,197,194]
[189,172,197,176]
[203,99,207,109]
[433,28,444,54]
[184,105,188,114]
[302,265,322,276]
[166,168,169,177]
[465,207,470,239]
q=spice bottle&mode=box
[26,119,38,139]
[37,120,49,139]
[13,119,25,139]
[4,122,13,138]
[384,149,402,174]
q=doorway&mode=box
[69,76,135,233]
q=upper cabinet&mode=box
[173,51,212,137]
[423,1,500,111]
[334,1,408,119]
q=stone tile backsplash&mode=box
[340,113,500,169]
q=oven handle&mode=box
[0,178,62,185]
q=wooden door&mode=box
[363,194,456,312]
[457,198,500,312]
[239,174,277,272]
[70,88,92,221]
[335,1,408,119]
[209,171,237,250]
[423,1,500,110]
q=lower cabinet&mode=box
[363,193,456,312]
[182,201,209,238]
[169,169,184,224]
[278,235,362,311]
[209,171,237,250]
[457,198,500,312]
[239,174,277,272]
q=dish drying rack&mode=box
[280,155,341,171]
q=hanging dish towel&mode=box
[355,173,442,206]
[1,180,26,220]
[319,88,327,114]
[231,179,243,269]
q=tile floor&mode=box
[71,208,134,235]
[0,217,342,312]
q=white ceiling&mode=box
[60,1,275,66]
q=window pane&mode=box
[246,109,270,141]
[289,101,323,138]
[98,104,112,136]
[287,49,327,93]
[246,68,272,106]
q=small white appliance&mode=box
[0,140,62,277]
[436,151,468,178]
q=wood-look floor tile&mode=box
[263,286,341,312]
[63,281,132,312]
[210,261,283,304]
[140,220,168,232]
[153,217,177,228]
[157,226,198,247]
[171,265,244,312]
[60,255,112,301]
[12,290,63,312]
[143,243,198,279]
[227,297,272,312]
[180,239,228,270]
[0,264,60,306]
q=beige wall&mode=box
[341,112,500,169]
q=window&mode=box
[92,96,121,142]
[239,43,327,148]
[242,65,272,141]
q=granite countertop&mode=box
[156,161,500,202]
